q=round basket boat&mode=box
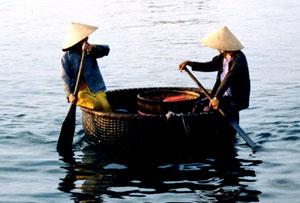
[80,87,233,147]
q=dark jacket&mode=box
[191,51,250,111]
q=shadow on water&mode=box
[58,135,262,203]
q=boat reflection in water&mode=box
[58,137,262,202]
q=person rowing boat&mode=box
[178,26,250,124]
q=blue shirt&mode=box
[61,45,110,97]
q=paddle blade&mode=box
[57,104,77,152]
[228,118,257,151]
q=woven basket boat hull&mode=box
[81,87,234,148]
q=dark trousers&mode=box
[193,96,239,123]
[193,96,239,149]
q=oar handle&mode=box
[184,68,228,116]
[184,68,212,100]
[73,51,86,97]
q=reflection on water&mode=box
[58,141,261,202]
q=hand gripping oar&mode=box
[184,67,257,151]
[57,51,86,152]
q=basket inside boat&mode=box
[137,89,200,114]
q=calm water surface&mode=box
[0,0,300,202]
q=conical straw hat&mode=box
[62,22,98,50]
[201,26,244,51]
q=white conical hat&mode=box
[62,22,98,50]
[201,26,244,51]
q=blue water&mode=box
[1,0,300,202]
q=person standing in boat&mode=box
[178,26,250,123]
[61,22,111,112]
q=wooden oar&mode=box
[57,51,86,152]
[184,67,257,151]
